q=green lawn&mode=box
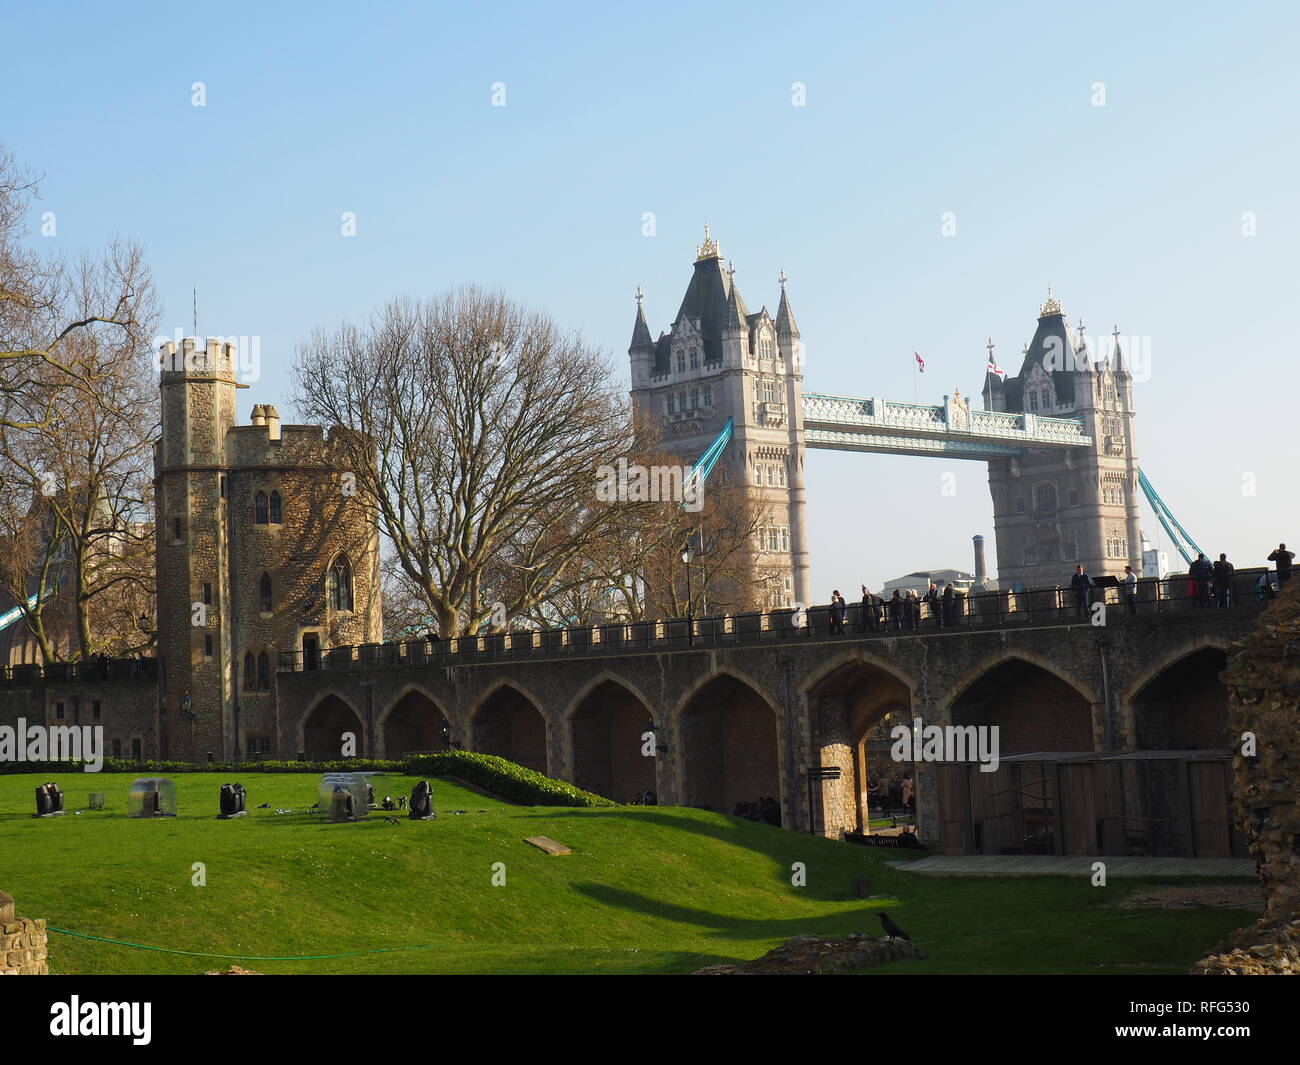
[0,771,1252,975]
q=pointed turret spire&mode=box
[629,285,653,352]
[775,269,799,336]
[1111,323,1129,375]
[723,264,749,331]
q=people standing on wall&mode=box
[942,583,959,627]
[1268,543,1294,585]
[1213,553,1235,608]
[888,589,904,630]
[860,585,880,632]
[1070,565,1093,618]
[904,589,921,630]
[1189,553,1214,608]
[923,581,942,627]
[1122,564,1138,615]
[829,590,847,635]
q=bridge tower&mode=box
[629,227,810,609]
[982,290,1142,589]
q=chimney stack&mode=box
[973,534,987,582]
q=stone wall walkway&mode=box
[887,855,1256,878]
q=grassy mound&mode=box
[0,772,1252,975]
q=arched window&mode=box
[1035,483,1057,512]
[257,651,270,691]
[254,491,269,524]
[259,572,273,613]
[329,557,354,611]
[269,491,282,523]
[244,652,256,690]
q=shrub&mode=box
[404,751,616,807]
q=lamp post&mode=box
[681,540,695,645]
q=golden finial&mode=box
[695,221,721,262]
[1038,284,1063,318]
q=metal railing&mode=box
[275,568,1273,675]
[0,656,158,688]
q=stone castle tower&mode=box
[154,339,382,761]
[982,291,1142,590]
[629,227,810,609]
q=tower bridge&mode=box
[630,229,1144,606]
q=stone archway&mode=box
[1129,647,1230,751]
[471,684,548,773]
[381,688,451,758]
[569,679,656,802]
[679,673,781,822]
[950,657,1095,755]
[302,694,364,761]
[805,656,914,835]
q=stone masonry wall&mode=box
[1194,581,1300,974]
[0,890,48,975]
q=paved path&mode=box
[887,855,1256,878]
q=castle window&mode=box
[204,634,213,658]
[676,352,685,373]
[257,651,270,691]
[220,476,227,498]
[329,557,354,612]
[1070,489,1081,507]
[259,572,273,613]
[244,652,256,690]
[1034,484,1057,512]
[703,386,713,407]
[689,347,699,370]
[780,528,789,551]
[759,334,774,359]
[778,463,787,487]
[246,736,271,759]
[1027,392,1039,412]
[666,394,676,415]
[255,492,269,524]
[1015,496,1025,514]
[692,388,701,409]
[269,491,282,524]
[203,582,212,606]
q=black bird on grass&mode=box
[878,913,911,941]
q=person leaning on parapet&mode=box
[1122,564,1138,615]
[904,589,921,630]
[829,590,847,635]
[1268,543,1294,586]
[888,589,904,630]
[860,585,881,632]
[1070,564,1094,618]
[1213,553,1235,608]
[1189,552,1214,608]
[923,581,942,627]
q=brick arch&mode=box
[563,672,659,803]
[298,689,365,759]
[562,671,659,724]
[377,683,454,758]
[1120,636,1235,707]
[799,648,918,702]
[669,665,783,726]
[673,666,785,820]
[946,651,1099,755]
[945,649,1099,710]
[468,678,549,774]
[1120,637,1233,751]
[467,677,547,722]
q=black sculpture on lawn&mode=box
[409,780,436,820]
[34,782,65,817]
[218,782,247,819]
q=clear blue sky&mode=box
[6,0,1296,592]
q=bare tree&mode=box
[292,287,652,636]
[0,146,160,661]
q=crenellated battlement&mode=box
[158,336,238,379]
